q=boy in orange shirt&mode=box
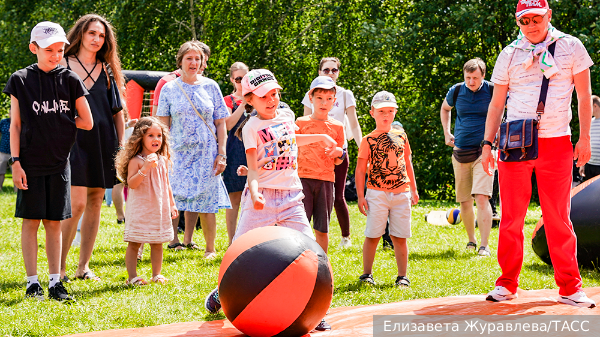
[356,91,419,287]
[296,76,345,253]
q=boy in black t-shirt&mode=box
[3,21,93,301]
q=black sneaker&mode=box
[204,287,221,314]
[25,283,44,300]
[359,273,375,285]
[314,318,331,331]
[395,276,410,287]
[48,281,74,302]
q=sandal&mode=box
[395,276,411,287]
[76,270,101,281]
[61,275,71,283]
[152,275,168,284]
[126,276,148,286]
[167,242,186,251]
[117,218,125,224]
[204,251,217,260]
[185,242,201,250]
[359,273,375,285]
[466,242,477,250]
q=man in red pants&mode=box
[481,0,596,308]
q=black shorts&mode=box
[301,178,334,233]
[15,166,71,221]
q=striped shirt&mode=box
[589,118,600,165]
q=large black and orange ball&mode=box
[218,226,333,337]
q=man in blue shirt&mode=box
[439,58,495,256]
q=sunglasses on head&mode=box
[517,13,546,26]
[321,68,339,75]
[234,77,243,83]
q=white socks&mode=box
[26,275,39,288]
[49,274,60,288]
[27,274,61,288]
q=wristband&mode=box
[338,148,347,160]
[138,169,147,177]
[217,153,227,160]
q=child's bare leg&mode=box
[125,242,142,281]
[169,213,181,246]
[199,212,216,253]
[315,230,329,254]
[183,211,199,245]
[362,237,380,275]
[390,236,408,276]
[60,186,87,277]
[77,187,105,275]
[226,191,242,246]
[43,220,62,275]
[149,244,163,278]
[112,183,125,221]
[22,219,41,276]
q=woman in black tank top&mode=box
[59,14,126,282]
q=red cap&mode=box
[516,0,549,18]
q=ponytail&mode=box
[235,102,255,141]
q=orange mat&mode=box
[64,287,600,337]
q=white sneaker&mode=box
[557,291,596,308]
[486,286,517,302]
[478,246,491,257]
[340,236,352,248]
[71,231,81,247]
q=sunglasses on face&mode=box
[517,13,546,26]
[321,68,339,75]
[234,77,243,83]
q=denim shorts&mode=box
[233,187,315,241]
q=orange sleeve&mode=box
[335,124,344,148]
[405,137,411,156]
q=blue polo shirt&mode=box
[445,81,493,149]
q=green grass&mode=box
[1,178,599,336]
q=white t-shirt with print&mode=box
[491,35,594,138]
[242,108,302,190]
[302,85,356,147]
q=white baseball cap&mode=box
[30,21,70,48]
[308,76,336,96]
[241,69,282,97]
[371,91,398,109]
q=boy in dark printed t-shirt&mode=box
[3,21,93,301]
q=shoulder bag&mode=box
[498,42,556,162]
[174,79,218,141]
[104,63,123,114]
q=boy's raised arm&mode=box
[75,96,94,130]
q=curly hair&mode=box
[65,14,126,105]
[115,117,171,185]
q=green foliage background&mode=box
[1,0,598,198]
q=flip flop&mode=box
[76,270,101,281]
[185,242,201,250]
[167,242,186,250]
[126,276,148,286]
[61,275,71,283]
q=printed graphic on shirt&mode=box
[365,130,409,191]
[32,99,71,115]
[257,121,298,171]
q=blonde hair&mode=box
[229,62,249,94]
[115,117,171,185]
[176,41,204,68]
